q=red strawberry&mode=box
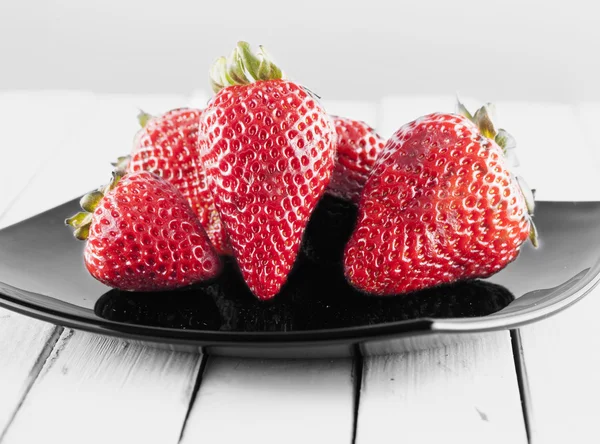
[66,171,221,291]
[327,117,386,203]
[344,102,537,296]
[199,42,337,300]
[125,108,231,255]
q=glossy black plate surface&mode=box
[0,200,599,357]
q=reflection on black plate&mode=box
[0,199,600,357]
[95,257,515,331]
[301,194,358,268]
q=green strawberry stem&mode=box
[210,41,285,93]
[529,220,539,248]
[137,110,153,128]
[472,105,497,140]
[457,97,539,247]
[456,98,509,151]
[112,155,131,173]
[65,171,124,240]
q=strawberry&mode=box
[122,108,231,255]
[344,101,537,296]
[327,117,386,203]
[66,171,221,291]
[199,42,337,300]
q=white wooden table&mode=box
[0,91,599,444]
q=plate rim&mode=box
[0,268,597,347]
[1,198,599,348]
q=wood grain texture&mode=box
[2,329,201,444]
[0,313,61,438]
[517,285,600,444]
[180,358,355,444]
[356,333,527,444]
[514,102,600,443]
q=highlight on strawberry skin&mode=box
[66,171,222,292]
[343,100,537,296]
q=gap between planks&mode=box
[178,353,209,443]
[510,329,533,444]
[0,326,64,443]
[1,330,203,444]
[351,346,364,444]
[354,333,528,444]
[179,357,355,444]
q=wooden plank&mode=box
[0,91,95,437]
[517,286,600,444]
[493,101,600,201]
[180,358,355,444]
[0,90,95,227]
[1,93,187,228]
[0,313,61,439]
[2,329,201,444]
[514,102,600,443]
[356,333,527,444]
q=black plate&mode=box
[0,200,599,358]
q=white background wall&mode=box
[0,0,598,103]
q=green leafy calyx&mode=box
[137,110,153,128]
[210,41,285,94]
[456,97,538,247]
[456,98,516,152]
[65,171,124,240]
[111,155,131,174]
